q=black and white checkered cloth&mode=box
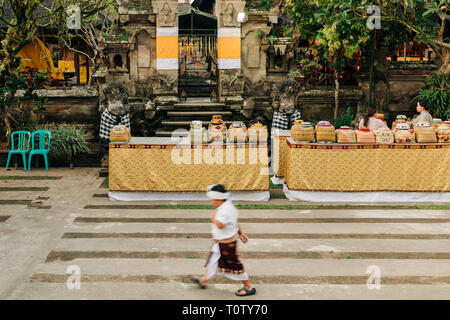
[99,109,131,140]
[271,110,302,130]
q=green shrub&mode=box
[38,124,90,164]
[333,107,355,129]
[415,72,450,120]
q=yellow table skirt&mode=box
[284,139,450,192]
[109,142,269,192]
[273,129,290,178]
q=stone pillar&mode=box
[217,0,246,104]
[152,0,179,99]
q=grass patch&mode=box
[298,251,322,259]
[84,203,450,210]
[270,193,286,199]
[100,177,109,189]
[0,176,62,180]
[269,179,283,189]
[0,187,49,191]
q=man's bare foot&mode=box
[190,275,207,289]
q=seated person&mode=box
[411,99,433,126]
[359,107,389,131]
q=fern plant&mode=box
[415,72,450,120]
[38,124,90,166]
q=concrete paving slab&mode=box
[51,238,450,253]
[77,209,450,219]
[7,282,450,300]
[66,222,450,234]
[32,259,450,277]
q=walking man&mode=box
[191,184,256,297]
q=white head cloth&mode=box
[206,184,230,200]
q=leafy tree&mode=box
[283,0,371,119]
[364,0,450,76]
[0,0,113,143]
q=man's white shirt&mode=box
[211,199,239,240]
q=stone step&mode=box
[33,258,450,277]
[155,128,189,137]
[77,208,450,219]
[64,221,450,235]
[167,111,232,117]
[51,238,450,253]
[161,120,233,127]
[174,102,225,108]
[12,282,450,300]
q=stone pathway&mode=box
[0,168,449,299]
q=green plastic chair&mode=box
[28,130,52,171]
[6,131,31,170]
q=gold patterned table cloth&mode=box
[284,138,450,192]
[273,129,291,178]
[109,137,269,192]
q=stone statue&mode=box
[271,78,302,130]
[99,82,131,154]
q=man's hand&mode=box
[210,211,216,222]
[239,233,249,244]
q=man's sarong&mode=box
[205,241,249,281]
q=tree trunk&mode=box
[438,51,450,76]
[333,70,340,120]
[2,112,12,148]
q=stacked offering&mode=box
[393,123,415,143]
[189,120,208,144]
[374,128,394,144]
[437,123,450,143]
[336,126,357,143]
[291,120,315,142]
[248,122,268,143]
[356,127,375,143]
[391,115,408,130]
[110,124,131,142]
[414,121,437,143]
[228,121,248,143]
[208,115,228,142]
[315,121,336,143]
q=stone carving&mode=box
[221,73,245,95]
[99,82,131,154]
[157,2,176,27]
[223,3,235,26]
[103,82,130,116]
[273,78,301,114]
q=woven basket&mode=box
[315,121,336,142]
[414,125,437,143]
[291,122,315,142]
[248,122,268,143]
[394,128,415,143]
[336,127,357,143]
[374,128,394,144]
[356,128,375,143]
[436,125,450,143]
